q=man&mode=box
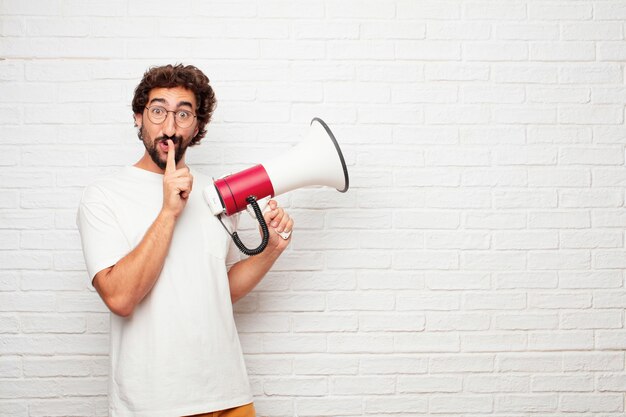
[77,64,293,417]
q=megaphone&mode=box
[203,117,349,255]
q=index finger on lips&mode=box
[166,140,175,173]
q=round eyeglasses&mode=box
[145,106,197,129]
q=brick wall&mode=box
[1,1,626,416]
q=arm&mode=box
[227,200,293,303]
[93,141,192,317]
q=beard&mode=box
[138,127,190,171]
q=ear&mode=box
[134,113,143,128]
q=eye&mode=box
[151,107,165,116]
[177,110,191,120]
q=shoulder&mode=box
[79,167,133,205]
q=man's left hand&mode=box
[263,200,293,251]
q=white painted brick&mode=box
[397,292,460,311]
[296,398,361,416]
[493,231,558,250]
[561,311,623,330]
[364,396,428,414]
[496,24,559,40]
[563,352,624,371]
[393,250,459,270]
[595,1,626,20]
[464,211,526,230]
[291,271,356,291]
[328,40,395,61]
[20,314,85,334]
[559,271,623,288]
[595,330,626,350]
[427,22,491,40]
[560,106,624,125]
[397,1,461,19]
[395,333,460,353]
[394,210,460,230]
[493,64,558,83]
[561,189,623,208]
[430,395,493,413]
[495,394,557,412]
[294,355,358,375]
[528,250,590,270]
[528,126,592,144]
[392,84,458,104]
[396,40,461,60]
[497,353,562,373]
[495,272,558,289]
[425,231,489,250]
[360,313,425,332]
[293,314,357,333]
[597,374,626,392]
[463,42,528,61]
[425,104,490,125]
[462,333,527,352]
[461,85,524,104]
[529,211,590,229]
[528,331,594,351]
[424,189,491,208]
[328,334,393,353]
[495,314,558,331]
[263,334,326,354]
[425,63,490,81]
[461,251,526,271]
[529,293,592,309]
[467,166,528,186]
[431,354,494,373]
[467,375,529,393]
[530,42,595,62]
[0,356,21,377]
[397,375,461,393]
[493,190,556,209]
[426,312,490,331]
[560,394,624,412]
[426,272,490,290]
[528,86,590,104]
[592,209,626,227]
[264,377,326,396]
[425,148,489,166]
[331,376,395,395]
[463,292,526,310]
[594,290,626,308]
[359,356,427,375]
[327,293,394,311]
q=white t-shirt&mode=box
[77,166,252,417]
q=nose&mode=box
[162,111,176,137]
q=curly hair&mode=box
[132,64,216,146]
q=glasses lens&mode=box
[175,110,194,128]
[148,106,166,123]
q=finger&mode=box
[166,140,176,173]
[276,213,290,233]
[269,208,284,228]
[268,200,278,210]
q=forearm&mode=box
[95,211,176,316]
[227,245,283,303]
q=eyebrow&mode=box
[148,98,194,109]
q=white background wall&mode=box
[2,0,626,416]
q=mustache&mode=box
[156,135,183,146]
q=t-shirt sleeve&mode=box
[225,213,241,271]
[76,187,130,284]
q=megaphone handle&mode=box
[230,196,270,256]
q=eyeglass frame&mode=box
[144,105,197,129]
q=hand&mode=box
[162,140,193,218]
[263,200,293,252]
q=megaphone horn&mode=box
[203,117,350,255]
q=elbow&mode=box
[103,295,135,318]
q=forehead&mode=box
[148,86,197,109]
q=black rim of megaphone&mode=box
[311,117,349,193]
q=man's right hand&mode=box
[162,139,193,218]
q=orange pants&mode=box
[183,402,255,417]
